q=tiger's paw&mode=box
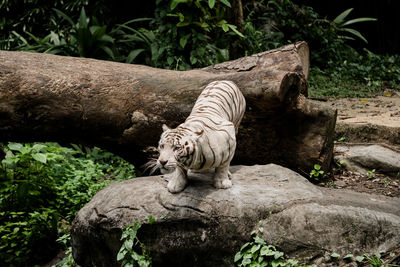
[167,174,187,193]
[214,178,232,189]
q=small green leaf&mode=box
[254,236,266,245]
[219,0,231,8]
[167,57,174,65]
[125,239,133,250]
[8,143,23,152]
[260,246,274,256]
[342,28,369,43]
[333,8,353,24]
[355,255,364,262]
[126,49,145,63]
[32,153,47,164]
[240,242,250,251]
[331,252,340,258]
[234,252,243,262]
[170,0,188,10]
[190,55,198,65]
[117,250,126,261]
[227,24,245,37]
[148,216,155,224]
[343,253,353,259]
[179,34,190,48]
[250,244,261,254]
[242,257,251,265]
[78,8,88,28]
[208,0,216,8]
[342,17,377,26]
[274,251,284,259]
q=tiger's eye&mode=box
[173,145,180,151]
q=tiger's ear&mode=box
[162,124,171,132]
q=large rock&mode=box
[71,164,400,266]
[335,144,400,175]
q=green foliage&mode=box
[117,220,153,267]
[149,0,239,69]
[0,0,92,50]
[12,7,116,60]
[367,169,376,180]
[321,251,399,266]
[242,0,348,66]
[53,233,76,267]
[308,51,400,98]
[332,8,377,44]
[0,142,135,265]
[234,227,315,267]
[309,164,328,181]
[362,252,386,267]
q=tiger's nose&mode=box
[159,160,168,166]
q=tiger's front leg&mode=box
[214,163,232,189]
[167,167,188,193]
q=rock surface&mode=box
[335,144,400,175]
[71,164,400,266]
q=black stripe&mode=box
[185,118,232,137]
[212,85,237,116]
[205,136,216,167]
[221,81,240,106]
[203,98,231,119]
[199,152,206,169]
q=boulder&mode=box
[335,144,400,175]
[71,164,400,266]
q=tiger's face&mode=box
[157,124,200,174]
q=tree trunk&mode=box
[230,0,244,33]
[0,42,335,174]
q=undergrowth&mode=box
[309,50,400,98]
[0,142,135,265]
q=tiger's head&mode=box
[155,124,202,174]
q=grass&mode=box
[308,68,391,98]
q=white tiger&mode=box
[149,80,246,193]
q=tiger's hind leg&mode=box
[214,163,232,189]
[167,167,187,193]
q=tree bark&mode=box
[0,42,335,174]
[230,0,244,33]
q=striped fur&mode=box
[152,80,246,193]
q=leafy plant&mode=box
[332,8,377,44]
[117,220,153,267]
[324,181,334,188]
[367,169,376,179]
[309,164,327,181]
[0,142,135,265]
[149,0,239,69]
[334,137,346,143]
[234,226,313,266]
[383,178,391,188]
[362,252,386,267]
[53,7,115,59]
[53,233,76,267]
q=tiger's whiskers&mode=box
[142,158,159,175]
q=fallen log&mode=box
[0,42,335,173]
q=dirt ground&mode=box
[324,91,400,128]
[317,92,400,198]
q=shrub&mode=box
[0,142,135,265]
